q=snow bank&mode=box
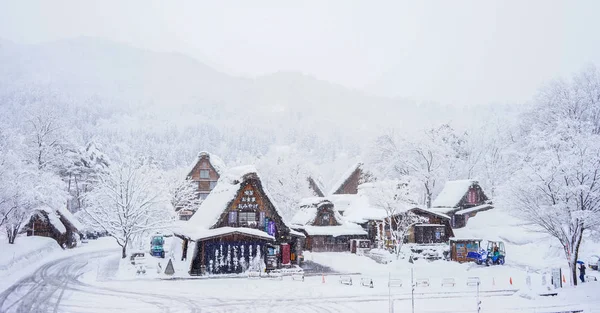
[0,236,62,271]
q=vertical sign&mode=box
[259,211,265,226]
[228,211,237,225]
[267,221,276,236]
[551,268,562,289]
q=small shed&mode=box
[25,206,82,248]
[449,238,482,263]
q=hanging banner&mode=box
[267,221,276,236]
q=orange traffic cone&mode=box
[322,274,325,283]
[509,277,513,285]
[562,274,566,283]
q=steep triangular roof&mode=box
[186,151,226,178]
[181,165,293,237]
[328,162,362,195]
[290,197,367,237]
[432,179,484,208]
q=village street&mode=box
[1,242,598,313]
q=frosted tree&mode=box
[83,162,174,258]
[168,173,202,214]
[369,124,469,208]
[504,66,600,286]
[256,145,315,219]
[361,179,427,257]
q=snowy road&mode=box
[0,249,597,313]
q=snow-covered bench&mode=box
[360,277,374,288]
[268,270,283,280]
[415,278,430,287]
[247,270,261,279]
[292,273,305,281]
[585,275,598,282]
[441,278,455,287]
[339,276,353,285]
[466,277,480,287]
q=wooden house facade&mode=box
[405,208,454,244]
[291,198,368,252]
[178,166,305,276]
[25,207,82,248]
[431,180,493,229]
[178,151,226,220]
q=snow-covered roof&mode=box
[291,198,340,225]
[414,224,447,227]
[432,179,477,208]
[56,207,83,232]
[181,165,294,236]
[37,207,66,234]
[431,207,456,214]
[328,194,387,223]
[455,204,493,215]
[411,207,451,220]
[189,227,275,241]
[187,151,226,177]
[328,162,362,195]
[294,224,367,237]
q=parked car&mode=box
[130,252,146,265]
[588,255,599,270]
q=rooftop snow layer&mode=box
[455,204,493,215]
[328,194,387,223]
[291,198,338,225]
[328,162,361,195]
[432,179,477,208]
[412,207,451,220]
[189,227,275,241]
[294,224,367,237]
[56,207,83,231]
[37,206,67,234]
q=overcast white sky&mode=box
[1,0,599,106]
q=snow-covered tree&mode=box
[168,174,202,213]
[369,124,469,207]
[83,162,174,258]
[256,145,315,219]
[503,66,600,286]
[361,179,427,257]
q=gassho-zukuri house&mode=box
[431,179,493,229]
[176,165,305,276]
[290,197,368,252]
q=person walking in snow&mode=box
[579,263,586,283]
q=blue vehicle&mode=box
[467,241,505,266]
[150,235,165,258]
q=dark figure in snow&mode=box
[579,263,586,283]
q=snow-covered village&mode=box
[1,2,600,313]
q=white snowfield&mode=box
[1,238,599,313]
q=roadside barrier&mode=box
[441,278,455,287]
[269,271,283,281]
[466,277,480,287]
[247,270,261,279]
[339,276,353,285]
[415,278,430,287]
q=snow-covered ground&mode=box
[2,233,599,312]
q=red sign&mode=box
[281,244,290,265]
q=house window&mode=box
[209,181,217,190]
[200,169,210,179]
[198,193,208,200]
[239,212,257,226]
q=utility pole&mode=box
[410,258,415,313]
